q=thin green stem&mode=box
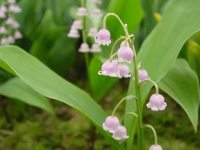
[144,124,158,144]
[112,95,137,116]
[140,79,159,94]
[81,0,89,72]
[121,112,138,123]
[109,34,134,59]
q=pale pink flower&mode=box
[88,27,98,37]
[0,26,8,34]
[7,0,16,4]
[118,64,131,78]
[6,36,15,44]
[9,5,21,13]
[93,8,101,16]
[147,94,167,111]
[14,31,22,39]
[90,0,102,4]
[0,6,7,18]
[102,116,120,133]
[96,29,111,46]
[149,144,163,150]
[138,69,149,83]
[78,43,90,53]
[67,28,80,38]
[112,125,129,141]
[71,20,83,30]
[90,43,101,53]
[99,60,119,77]
[77,7,88,16]
[117,42,134,63]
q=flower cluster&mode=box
[67,0,103,53]
[0,0,22,45]
[95,27,167,111]
[97,13,166,149]
[97,29,134,78]
[103,116,128,141]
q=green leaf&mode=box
[89,57,118,100]
[138,0,200,81]
[30,10,64,60]
[0,77,54,113]
[108,0,143,39]
[125,0,200,148]
[158,59,200,132]
[0,45,122,150]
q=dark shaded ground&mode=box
[0,84,199,150]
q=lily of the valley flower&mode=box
[147,94,167,111]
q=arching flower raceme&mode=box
[117,42,134,63]
[88,27,98,37]
[78,43,90,53]
[67,28,80,38]
[149,144,163,150]
[91,43,101,53]
[118,64,131,78]
[77,7,88,16]
[99,60,119,77]
[102,116,120,133]
[112,125,129,141]
[96,29,111,46]
[147,94,167,111]
[138,69,149,83]
[71,20,83,30]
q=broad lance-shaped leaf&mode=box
[158,59,200,132]
[0,77,54,113]
[125,0,200,149]
[0,45,123,150]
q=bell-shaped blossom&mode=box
[112,125,129,141]
[67,28,80,38]
[14,31,22,39]
[0,26,7,34]
[9,5,21,13]
[78,43,90,53]
[77,7,88,16]
[88,27,98,37]
[99,60,119,77]
[118,64,131,78]
[72,20,83,30]
[93,8,101,16]
[117,42,134,63]
[147,94,167,111]
[102,116,120,133]
[138,69,149,83]
[90,43,101,53]
[149,144,163,150]
[96,29,111,46]
[1,36,15,45]
[7,36,15,44]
